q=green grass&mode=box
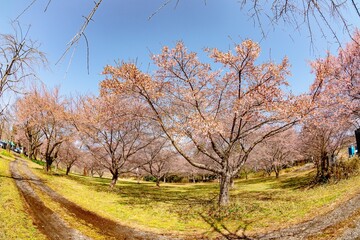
[0,149,14,158]
[0,155,46,239]
[27,162,360,238]
[0,153,356,239]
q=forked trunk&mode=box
[219,174,232,206]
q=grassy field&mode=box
[2,153,360,239]
[0,153,46,240]
[27,160,360,238]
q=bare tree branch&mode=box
[56,0,103,66]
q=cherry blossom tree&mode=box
[56,138,82,175]
[75,94,154,188]
[138,138,175,187]
[255,129,300,178]
[38,88,70,172]
[300,121,352,181]
[15,86,70,171]
[14,88,44,159]
[101,40,305,205]
[310,30,360,122]
[302,32,360,181]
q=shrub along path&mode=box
[11,158,173,240]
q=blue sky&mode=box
[0,0,358,97]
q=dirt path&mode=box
[11,159,173,240]
[10,159,90,240]
[337,217,360,240]
[252,191,360,240]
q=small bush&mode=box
[166,174,185,183]
[201,174,218,182]
[143,175,157,182]
[31,158,45,167]
[333,156,360,180]
[180,177,189,183]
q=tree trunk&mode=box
[66,166,71,175]
[46,161,51,172]
[219,174,231,206]
[110,170,119,188]
[318,154,330,182]
[34,149,39,160]
[30,147,36,159]
[274,165,280,178]
[28,141,33,159]
[156,178,160,187]
[6,143,10,153]
[45,156,52,172]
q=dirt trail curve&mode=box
[11,158,173,240]
[252,190,360,240]
[10,159,90,240]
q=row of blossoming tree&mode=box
[13,33,359,206]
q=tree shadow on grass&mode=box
[41,170,316,239]
[197,202,257,240]
[235,170,315,191]
[114,184,218,207]
[271,171,315,190]
[0,174,43,183]
[62,172,219,206]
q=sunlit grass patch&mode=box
[0,156,45,240]
[0,149,13,158]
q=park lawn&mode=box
[28,159,360,238]
[0,154,46,240]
